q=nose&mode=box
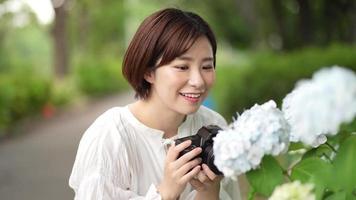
[188,69,205,89]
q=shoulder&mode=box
[83,106,129,140]
[75,107,130,162]
[88,107,125,130]
[74,107,126,152]
[194,106,228,128]
[69,107,131,188]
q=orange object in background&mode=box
[42,102,56,119]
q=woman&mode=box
[69,8,241,200]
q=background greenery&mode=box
[0,0,355,138]
[212,44,356,120]
[0,1,355,199]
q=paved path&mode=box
[0,91,135,200]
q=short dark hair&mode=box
[122,8,217,99]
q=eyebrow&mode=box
[177,56,214,62]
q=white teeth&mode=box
[181,93,201,98]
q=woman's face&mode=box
[145,36,216,115]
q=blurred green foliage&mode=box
[0,13,51,74]
[212,44,356,120]
[74,56,129,96]
[68,0,125,55]
[0,7,54,137]
[179,0,355,50]
[0,72,51,136]
[330,135,356,199]
[0,0,355,139]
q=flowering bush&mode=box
[214,100,290,177]
[282,66,356,147]
[269,181,315,200]
[214,66,356,200]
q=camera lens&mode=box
[203,145,223,175]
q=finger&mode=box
[196,171,211,184]
[175,147,202,167]
[166,140,192,162]
[175,158,202,177]
[202,164,218,180]
[189,179,205,191]
[180,165,201,183]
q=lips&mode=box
[180,93,201,98]
[179,92,202,103]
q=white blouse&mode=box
[69,105,241,200]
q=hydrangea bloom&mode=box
[213,100,290,178]
[269,181,315,200]
[282,66,356,147]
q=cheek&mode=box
[165,71,188,85]
[205,73,216,88]
[157,72,186,91]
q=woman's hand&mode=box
[158,140,203,200]
[190,164,223,200]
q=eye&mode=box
[175,65,189,70]
[202,65,214,70]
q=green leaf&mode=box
[302,144,332,161]
[247,186,256,200]
[288,142,306,150]
[327,130,352,147]
[246,156,284,197]
[332,135,356,197]
[339,119,356,134]
[324,191,347,200]
[291,157,332,200]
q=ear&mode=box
[144,70,155,84]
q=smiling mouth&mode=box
[179,92,203,103]
[179,93,202,98]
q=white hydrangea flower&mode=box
[269,181,315,200]
[213,100,290,178]
[282,66,356,147]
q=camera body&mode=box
[175,125,223,175]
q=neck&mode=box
[129,100,186,138]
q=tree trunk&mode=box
[234,0,261,47]
[352,7,356,43]
[270,0,288,49]
[296,0,312,45]
[52,2,69,78]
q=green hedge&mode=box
[212,44,356,121]
[0,56,130,138]
[74,57,129,96]
[0,73,52,137]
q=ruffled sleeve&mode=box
[182,178,241,200]
[69,109,162,200]
[219,178,241,200]
[196,106,228,128]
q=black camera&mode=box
[175,125,223,175]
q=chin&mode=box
[179,105,201,115]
